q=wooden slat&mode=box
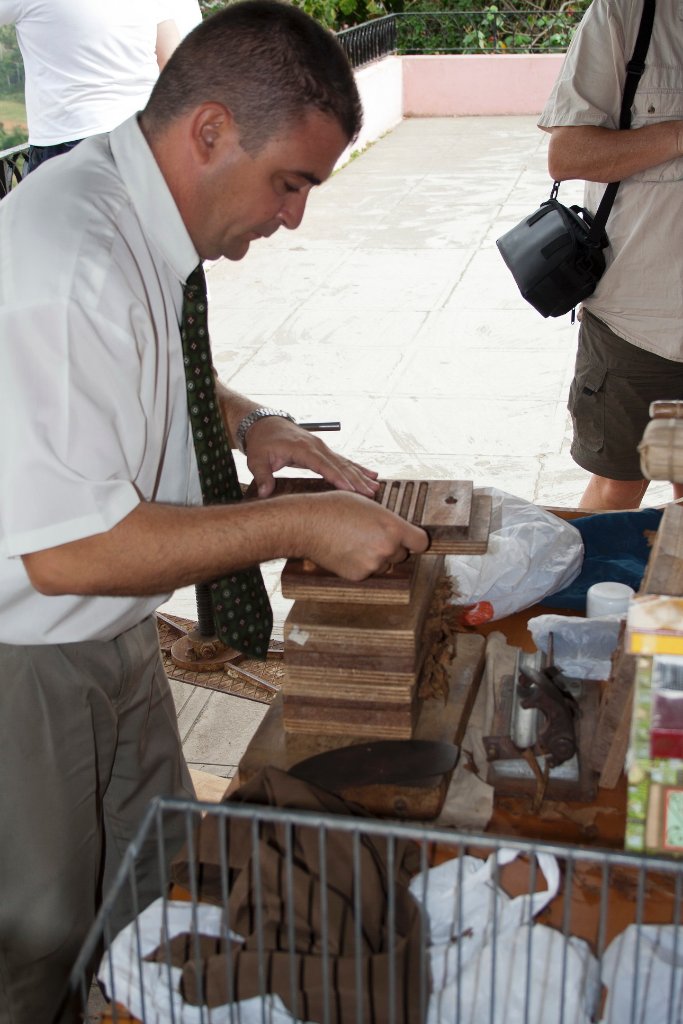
[414,633,486,746]
[641,502,683,596]
[376,478,473,530]
[239,641,481,818]
[281,553,418,604]
[283,667,417,700]
[429,492,492,555]
[283,555,443,660]
[247,477,490,559]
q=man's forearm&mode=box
[21,498,300,597]
[547,122,683,183]
[214,379,259,448]
[22,491,431,596]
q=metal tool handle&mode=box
[298,420,341,432]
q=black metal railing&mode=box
[337,15,399,69]
[0,8,584,188]
[0,141,28,197]
[337,8,584,69]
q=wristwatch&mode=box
[236,407,296,454]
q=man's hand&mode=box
[244,414,380,498]
[297,490,429,579]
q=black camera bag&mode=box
[496,196,608,318]
[495,0,654,318]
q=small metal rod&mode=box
[298,420,341,431]
[155,611,190,637]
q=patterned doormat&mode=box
[156,613,284,705]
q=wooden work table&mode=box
[200,501,683,848]
[99,504,683,1023]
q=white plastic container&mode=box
[586,581,635,619]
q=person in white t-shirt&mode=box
[169,0,203,39]
[0,0,180,170]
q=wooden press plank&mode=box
[249,477,489,563]
[283,646,420,675]
[589,633,637,789]
[283,667,417,701]
[414,632,486,746]
[283,640,428,695]
[238,632,481,817]
[281,553,418,604]
[641,502,683,596]
[376,478,472,530]
[282,699,417,739]
[587,502,683,788]
[284,554,443,659]
[429,492,492,555]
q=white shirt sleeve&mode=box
[0,299,142,557]
[0,1,22,25]
[164,0,203,37]
[538,0,627,130]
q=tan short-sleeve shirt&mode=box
[538,0,683,359]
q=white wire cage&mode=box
[69,792,683,1024]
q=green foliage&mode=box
[0,24,24,91]
[199,0,588,43]
[0,121,27,149]
[198,0,232,13]
[199,0,385,29]
[394,1,589,53]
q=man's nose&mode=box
[279,190,308,231]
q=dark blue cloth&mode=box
[27,139,81,174]
[543,507,663,612]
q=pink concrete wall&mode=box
[402,54,565,116]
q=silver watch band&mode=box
[236,407,296,454]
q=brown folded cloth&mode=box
[148,766,429,1023]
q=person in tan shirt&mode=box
[539,0,683,509]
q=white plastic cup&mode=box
[586,581,635,618]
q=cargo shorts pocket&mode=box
[568,364,607,453]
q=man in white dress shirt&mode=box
[0,2,427,1020]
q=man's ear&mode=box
[190,102,240,166]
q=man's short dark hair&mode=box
[143,0,362,152]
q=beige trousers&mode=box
[0,616,194,1024]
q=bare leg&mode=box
[579,474,649,511]
[673,482,683,502]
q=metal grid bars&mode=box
[69,795,683,1024]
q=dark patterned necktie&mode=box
[180,265,272,659]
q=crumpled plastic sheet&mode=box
[98,849,605,1024]
[528,613,623,681]
[408,850,600,1024]
[600,923,683,1023]
[445,488,583,621]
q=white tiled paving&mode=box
[162,115,672,778]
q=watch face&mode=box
[664,788,683,849]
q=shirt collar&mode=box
[109,114,199,285]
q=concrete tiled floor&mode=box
[160,115,672,780]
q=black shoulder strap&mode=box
[585,0,656,242]
[553,0,656,244]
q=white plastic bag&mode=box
[528,613,621,680]
[445,488,583,621]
